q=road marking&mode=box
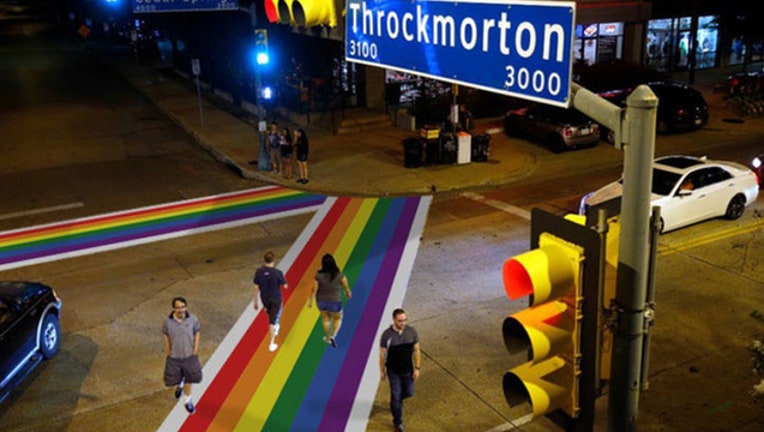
[0,202,85,221]
[461,192,532,220]
[658,217,763,256]
[483,414,534,431]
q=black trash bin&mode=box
[403,137,423,168]
[423,138,440,165]
[439,132,457,164]
[471,133,490,162]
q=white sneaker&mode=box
[269,342,278,352]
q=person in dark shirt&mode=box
[253,251,288,352]
[379,308,421,432]
[294,128,310,184]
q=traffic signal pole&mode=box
[571,84,658,431]
[607,86,657,431]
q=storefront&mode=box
[645,15,719,72]
[574,22,625,66]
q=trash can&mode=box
[471,133,490,162]
[457,132,472,164]
[424,137,440,165]
[439,132,457,164]
[403,137,423,168]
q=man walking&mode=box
[162,296,202,414]
[380,308,421,432]
[253,251,288,352]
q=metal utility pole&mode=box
[571,83,658,431]
[606,85,658,431]
[254,29,271,172]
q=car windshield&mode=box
[652,168,682,195]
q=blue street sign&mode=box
[345,0,576,107]
[132,0,238,14]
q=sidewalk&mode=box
[113,60,536,197]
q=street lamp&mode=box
[254,29,271,172]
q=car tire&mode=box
[724,195,746,220]
[39,313,61,359]
[547,135,565,153]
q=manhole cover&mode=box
[722,118,745,123]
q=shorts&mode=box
[164,355,202,386]
[317,300,342,313]
[262,297,283,325]
[296,152,308,162]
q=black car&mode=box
[600,81,708,138]
[504,103,600,153]
[0,281,62,404]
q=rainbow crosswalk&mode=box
[158,195,431,432]
[0,186,431,431]
[0,186,325,271]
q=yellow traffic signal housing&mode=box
[502,232,584,419]
[277,0,339,27]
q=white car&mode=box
[579,155,760,233]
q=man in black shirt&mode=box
[380,308,421,432]
[253,251,288,352]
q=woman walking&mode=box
[308,253,352,348]
[294,128,309,184]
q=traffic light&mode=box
[276,0,339,27]
[264,0,280,23]
[254,29,269,66]
[502,232,585,419]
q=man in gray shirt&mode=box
[162,296,201,414]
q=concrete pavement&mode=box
[112,58,761,199]
[113,60,536,198]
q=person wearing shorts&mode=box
[308,253,351,348]
[162,296,202,414]
[253,251,288,352]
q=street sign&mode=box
[191,59,201,76]
[345,0,576,107]
[132,0,238,14]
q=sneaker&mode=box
[185,401,196,414]
[302,179,309,184]
[174,386,183,399]
[330,337,337,348]
[269,342,278,352]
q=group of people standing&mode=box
[267,121,309,184]
[163,251,421,431]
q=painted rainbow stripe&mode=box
[0,186,326,271]
[158,195,431,432]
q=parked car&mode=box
[579,155,760,233]
[0,281,62,404]
[599,81,709,141]
[504,103,600,153]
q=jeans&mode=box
[387,369,415,426]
